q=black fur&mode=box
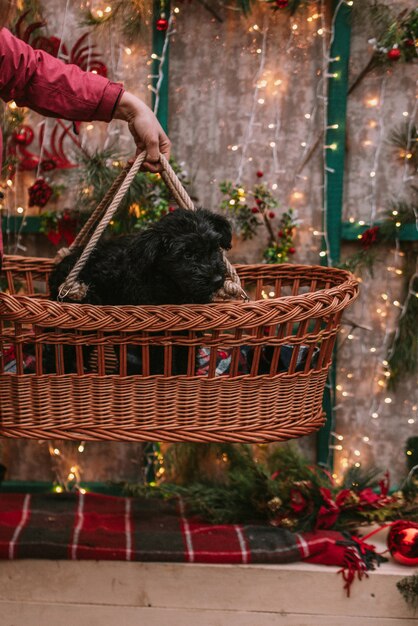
[49,208,232,305]
[47,208,232,374]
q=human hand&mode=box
[114,91,171,172]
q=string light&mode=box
[235,14,269,183]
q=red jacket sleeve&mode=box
[0,28,124,121]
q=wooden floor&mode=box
[0,558,416,625]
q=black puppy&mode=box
[49,208,231,305]
[47,208,232,374]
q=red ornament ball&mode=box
[289,247,296,254]
[388,521,418,566]
[12,125,34,146]
[251,207,259,213]
[276,0,289,7]
[387,48,401,61]
[156,18,169,31]
[278,230,284,237]
[268,212,276,219]
[256,171,264,178]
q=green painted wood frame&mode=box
[317,0,352,467]
[151,0,171,133]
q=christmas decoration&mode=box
[220,176,299,263]
[12,125,33,146]
[15,11,108,76]
[360,225,380,249]
[83,0,149,41]
[40,209,79,247]
[349,5,418,94]
[156,17,169,32]
[28,178,53,208]
[263,208,298,263]
[388,521,418,566]
[387,47,401,61]
[125,444,418,533]
[74,149,190,235]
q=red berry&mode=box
[387,48,401,61]
[268,212,275,219]
[168,206,175,212]
[276,0,289,7]
[405,39,414,47]
[278,230,284,237]
[251,207,259,213]
[255,198,262,205]
[256,171,263,178]
[289,247,296,254]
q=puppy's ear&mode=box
[130,228,161,273]
[203,211,233,250]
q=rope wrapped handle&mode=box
[57,151,249,302]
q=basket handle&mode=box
[57,152,248,302]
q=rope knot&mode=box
[58,280,89,302]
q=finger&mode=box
[141,160,162,174]
[159,133,171,161]
[145,139,160,165]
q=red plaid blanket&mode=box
[0,492,383,594]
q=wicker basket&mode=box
[0,155,359,443]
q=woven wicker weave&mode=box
[0,154,359,442]
[0,257,358,442]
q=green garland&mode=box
[73,149,190,233]
[125,443,418,533]
[349,4,417,94]
[82,1,147,41]
[219,179,299,263]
